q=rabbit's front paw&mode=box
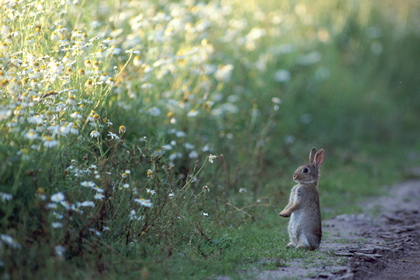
[279,211,290,217]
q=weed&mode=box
[0,0,418,279]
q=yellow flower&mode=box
[119,125,126,134]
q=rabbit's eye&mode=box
[303,168,309,173]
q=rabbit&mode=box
[279,148,324,250]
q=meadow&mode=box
[0,0,418,279]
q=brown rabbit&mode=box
[279,148,324,250]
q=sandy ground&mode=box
[254,179,420,280]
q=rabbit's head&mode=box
[293,148,325,184]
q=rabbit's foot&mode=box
[286,242,296,248]
[296,244,312,250]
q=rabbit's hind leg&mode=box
[296,232,319,250]
[295,233,312,250]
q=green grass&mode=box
[0,0,419,279]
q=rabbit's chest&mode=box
[289,210,302,232]
[290,185,301,202]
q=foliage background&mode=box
[0,0,418,279]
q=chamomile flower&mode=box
[55,245,66,256]
[94,193,105,200]
[43,136,58,148]
[76,201,95,207]
[81,181,96,187]
[107,132,119,140]
[119,125,126,134]
[0,192,13,202]
[146,188,156,195]
[208,154,217,163]
[125,49,140,54]
[24,130,38,140]
[52,222,63,228]
[51,192,65,202]
[90,130,100,138]
[0,234,21,249]
[70,111,83,119]
[134,198,153,208]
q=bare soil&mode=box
[256,180,420,280]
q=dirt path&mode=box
[256,180,420,280]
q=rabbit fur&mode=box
[279,148,324,250]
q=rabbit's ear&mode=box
[309,147,317,163]
[315,149,325,168]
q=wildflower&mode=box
[55,245,66,256]
[6,78,21,94]
[0,192,13,202]
[148,107,161,116]
[103,118,113,126]
[147,169,153,178]
[76,201,95,207]
[125,170,131,174]
[119,125,126,134]
[70,124,79,134]
[81,181,95,187]
[189,151,198,158]
[202,212,209,217]
[93,186,104,193]
[121,172,128,178]
[176,131,186,138]
[214,64,234,82]
[107,132,119,140]
[90,130,100,138]
[52,222,63,228]
[162,144,172,150]
[92,113,100,121]
[133,56,142,66]
[273,70,291,82]
[28,115,44,124]
[203,186,210,192]
[24,130,38,140]
[60,201,73,210]
[46,203,58,209]
[94,193,105,200]
[239,188,247,193]
[123,184,130,188]
[134,198,153,208]
[271,97,282,104]
[85,79,93,87]
[208,154,217,163]
[51,192,65,202]
[70,112,83,119]
[106,77,115,86]
[0,234,20,249]
[187,110,199,117]
[126,49,140,54]
[108,46,121,55]
[43,136,58,148]
[184,143,195,150]
[146,188,156,195]
[53,212,63,219]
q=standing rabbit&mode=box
[279,148,324,250]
